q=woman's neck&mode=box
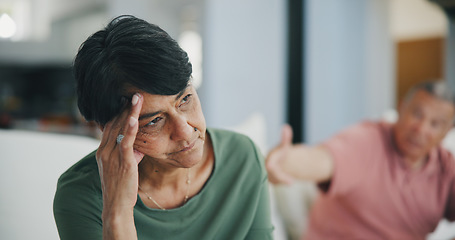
[139,159,190,189]
[137,134,214,209]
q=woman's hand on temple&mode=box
[96,93,145,240]
[265,124,295,185]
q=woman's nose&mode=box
[170,115,194,142]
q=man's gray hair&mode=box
[405,80,455,106]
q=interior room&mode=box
[0,0,454,239]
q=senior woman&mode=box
[53,15,273,240]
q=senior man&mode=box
[267,81,455,240]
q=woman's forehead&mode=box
[124,83,191,97]
[138,86,193,112]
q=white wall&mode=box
[200,0,287,150]
[304,0,394,144]
[108,0,186,39]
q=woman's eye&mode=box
[180,94,192,106]
[146,117,162,126]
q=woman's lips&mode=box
[179,141,196,152]
[168,140,197,155]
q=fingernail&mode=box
[129,116,137,127]
[132,94,140,106]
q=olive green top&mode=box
[53,128,274,240]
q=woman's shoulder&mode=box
[56,150,101,193]
[207,128,255,148]
[207,128,265,175]
[53,151,103,234]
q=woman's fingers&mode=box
[98,107,129,155]
[129,94,145,163]
[94,93,145,219]
[96,92,145,173]
[97,94,142,164]
[130,93,142,118]
[98,121,114,150]
[117,93,145,164]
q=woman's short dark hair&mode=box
[74,15,192,125]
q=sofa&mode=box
[0,113,287,240]
[0,129,100,239]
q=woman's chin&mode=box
[175,150,205,168]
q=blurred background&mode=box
[0,0,450,146]
[0,0,453,239]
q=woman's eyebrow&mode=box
[138,85,190,121]
[174,85,190,101]
[139,111,162,121]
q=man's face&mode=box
[394,90,455,161]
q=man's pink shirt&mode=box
[304,121,455,240]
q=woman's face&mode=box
[129,85,207,168]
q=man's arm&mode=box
[265,124,334,184]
